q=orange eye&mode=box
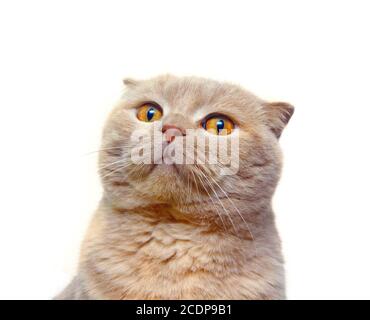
[137,103,163,122]
[202,116,234,135]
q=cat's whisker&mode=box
[186,172,196,205]
[186,172,190,203]
[207,174,258,254]
[195,167,239,236]
[189,167,202,203]
[183,146,236,232]
[187,169,210,226]
[190,144,251,211]
[190,167,228,233]
[98,158,131,171]
[82,146,123,156]
[136,163,148,183]
[100,161,134,179]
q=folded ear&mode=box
[122,78,139,86]
[263,102,294,138]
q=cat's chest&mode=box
[82,214,283,299]
[86,219,245,297]
[117,222,228,273]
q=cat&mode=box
[55,74,294,300]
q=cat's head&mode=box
[99,75,293,226]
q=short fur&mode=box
[56,75,293,300]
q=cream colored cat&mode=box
[56,74,294,300]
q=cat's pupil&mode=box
[216,119,224,133]
[147,108,155,121]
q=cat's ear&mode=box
[263,102,294,138]
[122,78,139,87]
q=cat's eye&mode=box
[202,115,234,135]
[137,103,163,122]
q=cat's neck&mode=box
[96,200,259,258]
[99,193,273,244]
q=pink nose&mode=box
[162,124,185,143]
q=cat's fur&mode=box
[56,75,293,300]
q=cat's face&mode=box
[99,75,293,223]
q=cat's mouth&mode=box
[151,142,182,165]
[150,162,183,177]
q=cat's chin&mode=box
[147,163,187,186]
[151,163,181,175]
[128,163,193,203]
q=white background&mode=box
[0,0,369,299]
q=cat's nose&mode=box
[162,124,186,143]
